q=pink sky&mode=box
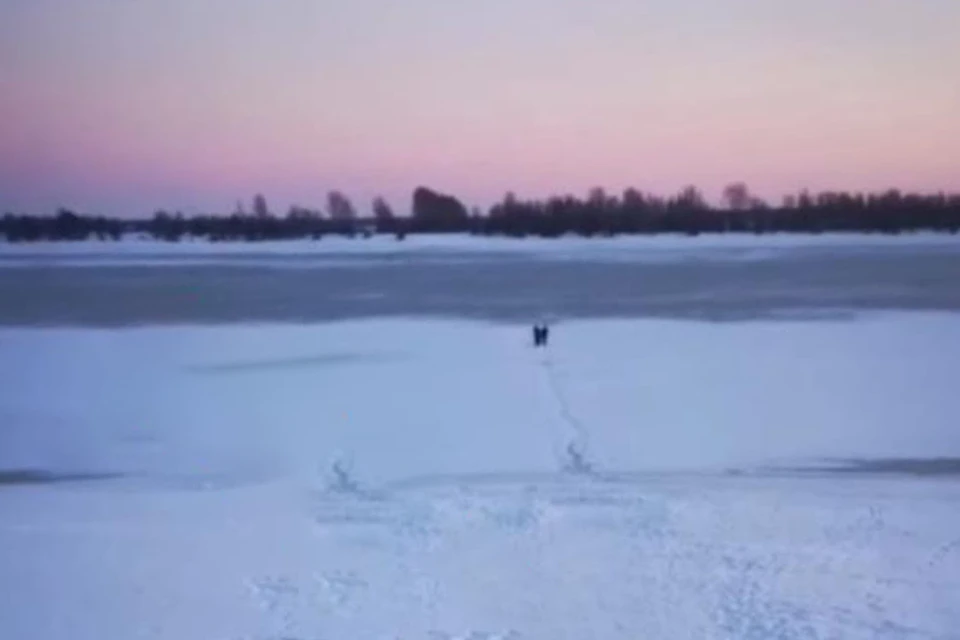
[1,0,958,216]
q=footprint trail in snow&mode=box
[540,352,594,476]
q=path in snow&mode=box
[539,350,594,475]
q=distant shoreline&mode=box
[2,228,960,247]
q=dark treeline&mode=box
[480,185,960,237]
[0,209,126,242]
[2,183,959,242]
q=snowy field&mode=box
[2,314,960,639]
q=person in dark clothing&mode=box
[532,324,550,347]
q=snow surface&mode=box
[2,315,960,639]
[1,233,959,268]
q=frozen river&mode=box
[1,234,960,325]
[2,236,959,640]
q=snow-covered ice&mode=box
[2,315,960,639]
[1,232,959,268]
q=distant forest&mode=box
[2,184,959,243]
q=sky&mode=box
[1,0,958,216]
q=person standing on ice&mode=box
[532,323,550,347]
